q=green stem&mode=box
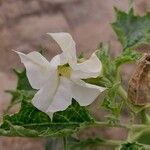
[140,109,150,124]
[100,139,122,147]
[93,121,130,129]
[63,137,68,150]
[80,121,150,132]
[118,86,128,102]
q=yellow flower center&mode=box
[57,64,71,78]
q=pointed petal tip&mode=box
[12,49,25,56]
[47,32,71,37]
[12,49,19,54]
[47,112,54,120]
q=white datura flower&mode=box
[15,32,105,119]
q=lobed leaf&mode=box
[112,8,150,51]
[114,49,142,68]
[96,44,117,83]
[6,69,35,111]
[0,100,94,137]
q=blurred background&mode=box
[0,0,150,149]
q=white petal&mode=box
[46,77,105,113]
[50,54,67,68]
[46,77,72,114]
[15,51,54,89]
[71,79,106,106]
[71,53,102,79]
[32,71,58,118]
[48,32,77,65]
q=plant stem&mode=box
[140,109,150,124]
[100,139,122,147]
[118,85,128,102]
[93,121,130,129]
[92,121,149,130]
[63,137,68,150]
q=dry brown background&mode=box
[0,0,150,150]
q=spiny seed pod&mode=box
[128,53,150,105]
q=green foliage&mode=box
[96,44,124,123]
[95,41,142,122]
[6,69,35,111]
[137,129,150,145]
[130,127,150,145]
[0,100,94,137]
[116,142,144,150]
[112,8,150,50]
[114,49,142,68]
[102,83,122,124]
[0,67,94,137]
[96,44,117,83]
[1,5,150,150]
[14,69,33,91]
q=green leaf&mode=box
[116,142,144,150]
[6,90,35,106]
[114,49,142,68]
[84,76,112,89]
[0,100,94,137]
[6,69,35,111]
[112,8,150,50]
[136,128,150,145]
[78,52,84,59]
[96,43,117,83]
[130,127,150,145]
[37,45,47,55]
[102,83,123,124]
[102,83,120,112]
[14,69,33,91]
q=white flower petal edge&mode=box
[48,33,102,79]
[15,32,106,119]
[32,71,58,117]
[15,51,54,89]
[47,32,77,66]
[45,77,105,117]
[71,53,102,79]
[46,77,72,117]
[70,79,106,106]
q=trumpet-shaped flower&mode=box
[15,32,105,119]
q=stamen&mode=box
[57,65,71,78]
